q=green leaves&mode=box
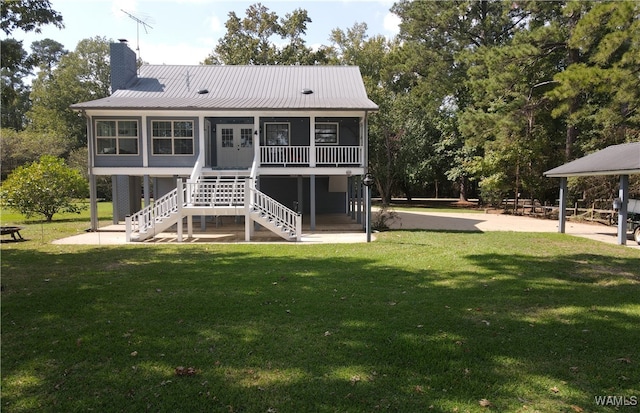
[0,155,88,221]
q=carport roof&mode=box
[544,141,640,177]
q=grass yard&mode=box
[1,212,639,412]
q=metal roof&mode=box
[72,65,379,111]
[544,141,640,177]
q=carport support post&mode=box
[558,177,567,233]
[618,175,629,245]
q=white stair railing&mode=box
[126,186,181,241]
[251,188,301,241]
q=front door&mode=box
[217,125,254,168]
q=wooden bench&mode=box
[1,226,23,241]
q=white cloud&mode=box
[383,11,400,36]
[208,14,223,34]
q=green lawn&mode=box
[1,213,639,412]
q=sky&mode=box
[9,0,401,65]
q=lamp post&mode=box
[362,173,375,242]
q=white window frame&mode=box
[315,122,339,145]
[264,122,290,146]
[151,120,195,156]
[95,119,139,156]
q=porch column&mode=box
[89,174,98,231]
[309,116,316,167]
[356,175,363,225]
[112,176,120,225]
[143,175,151,207]
[310,175,316,230]
[297,176,304,213]
[85,114,98,231]
[245,178,252,241]
[558,177,567,233]
[618,175,629,245]
[254,116,260,171]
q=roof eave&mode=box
[544,169,640,178]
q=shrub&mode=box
[0,155,88,221]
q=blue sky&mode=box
[10,0,401,65]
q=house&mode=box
[71,40,378,242]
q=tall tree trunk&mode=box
[565,11,582,161]
[459,177,468,201]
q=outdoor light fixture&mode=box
[362,173,375,187]
[362,173,375,242]
[301,88,313,95]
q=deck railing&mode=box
[315,146,362,165]
[259,145,363,166]
[260,146,310,165]
[185,178,245,207]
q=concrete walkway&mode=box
[52,210,639,249]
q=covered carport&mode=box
[544,141,640,245]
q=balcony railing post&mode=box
[125,215,132,242]
[177,178,183,242]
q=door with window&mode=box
[216,125,254,168]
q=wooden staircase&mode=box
[125,174,301,242]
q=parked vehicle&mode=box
[629,199,640,245]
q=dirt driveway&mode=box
[385,209,640,250]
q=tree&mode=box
[549,0,640,152]
[0,155,88,221]
[27,36,111,149]
[203,3,329,65]
[391,0,530,201]
[1,0,63,35]
[29,38,67,75]
[1,38,32,130]
[1,0,64,131]
[0,127,69,179]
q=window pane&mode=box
[118,121,138,137]
[174,139,193,154]
[119,138,138,154]
[241,128,253,148]
[96,121,116,137]
[152,121,172,137]
[153,139,172,154]
[174,121,193,137]
[266,124,289,146]
[97,138,117,154]
[222,128,234,148]
[315,123,338,144]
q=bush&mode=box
[0,155,88,221]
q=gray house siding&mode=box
[260,117,310,146]
[93,116,144,168]
[317,117,360,145]
[147,117,200,167]
[260,176,346,214]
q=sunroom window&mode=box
[152,120,194,155]
[96,120,139,155]
[315,123,339,145]
[265,123,290,146]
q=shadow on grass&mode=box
[1,241,639,412]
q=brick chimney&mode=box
[110,40,137,93]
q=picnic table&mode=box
[1,226,24,241]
